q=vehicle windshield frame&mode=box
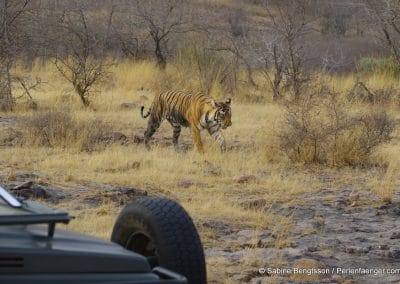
[0,186,70,227]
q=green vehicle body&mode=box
[0,186,187,284]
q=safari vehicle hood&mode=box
[0,225,151,274]
[0,186,151,275]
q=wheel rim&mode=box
[126,231,159,267]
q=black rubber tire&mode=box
[111,197,207,284]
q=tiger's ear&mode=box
[211,99,216,108]
[225,98,231,105]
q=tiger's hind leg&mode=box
[144,115,161,149]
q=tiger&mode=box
[140,90,232,152]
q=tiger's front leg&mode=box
[191,127,204,152]
[208,128,226,152]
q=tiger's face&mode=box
[214,98,232,129]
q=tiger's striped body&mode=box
[141,90,232,152]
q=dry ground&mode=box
[1,61,400,283]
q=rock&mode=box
[201,220,233,235]
[376,244,389,250]
[345,246,371,254]
[10,184,63,202]
[389,247,400,259]
[119,102,137,109]
[390,231,400,239]
[239,198,267,210]
[376,203,400,216]
[83,187,147,206]
[117,187,147,197]
[306,246,319,252]
[233,174,257,183]
[12,180,34,190]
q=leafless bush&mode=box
[53,9,111,107]
[132,0,190,68]
[21,110,112,151]
[342,112,394,162]
[278,83,394,166]
[261,0,313,101]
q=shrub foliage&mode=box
[21,110,112,151]
[278,83,394,166]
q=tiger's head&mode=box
[211,98,232,129]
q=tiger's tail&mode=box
[141,106,151,118]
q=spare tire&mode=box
[111,197,206,284]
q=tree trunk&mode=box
[0,56,13,111]
[155,39,166,69]
[0,0,13,111]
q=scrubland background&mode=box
[0,0,400,283]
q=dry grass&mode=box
[369,158,400,203]
[1,59,400,282]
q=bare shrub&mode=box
[53,9,111,107]
[278,83,394,166]
[335,112,394,166]
[261,0,313,101]
[21,110,112,151]
[132,0,190,69]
